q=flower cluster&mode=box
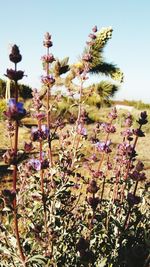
[4,99,26,120]
[9,44,22,64]
[31,125,49,141]
[5,69,24,82]
[41,75,55,86]
[43,32,53,48]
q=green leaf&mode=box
[27,254,47,265]
[97,258,107,267]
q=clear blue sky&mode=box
[0,0,150,103]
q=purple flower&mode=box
[9,44,22,64]
[127,193,141,206]
[24,142,34,153]
[88,33,96,39]
[43,32,53,48]
[31,125,49,141]
[87,180,99,194]
[129,170,146,181]
[41,75,55,86]
[133,128,145,137]
[77,124,87,136]
[92,25,98,32]
[5,69,24,81]
[137,111,148,125]
[108,107,117,120]
[29,159,41,171]
[101,123,116,133]
[87,196,99,210]
[82,53,92,62]
[41,54,55,63]
[135,161,144,172]
[96,140,112,153]
[124,113,133,127]
[4,99,26,120]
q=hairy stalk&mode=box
[71,80,83,167]
[12,76,26,264]
[46,47,53,167]
[38,120,47,233]
[97,121,112,172]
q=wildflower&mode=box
[133,128,145,137]
[82,53,92,62]
[43,32,53,48]
[77,124,87,136]
[87,196,99,210]
[24,142,34,153]
[101,123,116,133]
[124,113,133,127]
[41,54,55,63]
[135,161,144,172]
[9,44,22,64]
[129,170,146,181]
[41,159,49,169]
[32,89,43,110]
[92,25,98,32]
[5,69,24,81]
[137,111,148,125]
[127,193,141,206]
[88,33,96,39]
[4,99,26,120]
[31,125,49,141]
[108,107,117,120]
[121,128,133,140]
[87,180,99,194]
[41,75,55,86]
[28,159,41,171]
[96,140,112,153]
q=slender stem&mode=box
[46,47,53,167]
[100,175,106,202]
[13,207,26,264]
[122,206,131,231]
[12,71,26,263]
[133,180,138,196]
[71,80,83,168]
[38,120,47,233]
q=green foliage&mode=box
[0,78,32,100]
[0,99,6,120]
[87,27,124,83]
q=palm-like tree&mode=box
[40,26,123,107]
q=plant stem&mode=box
[38,120,47,233]
[12,74,26,264]
[46,47,53,167]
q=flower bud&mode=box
[9,44,22,63]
